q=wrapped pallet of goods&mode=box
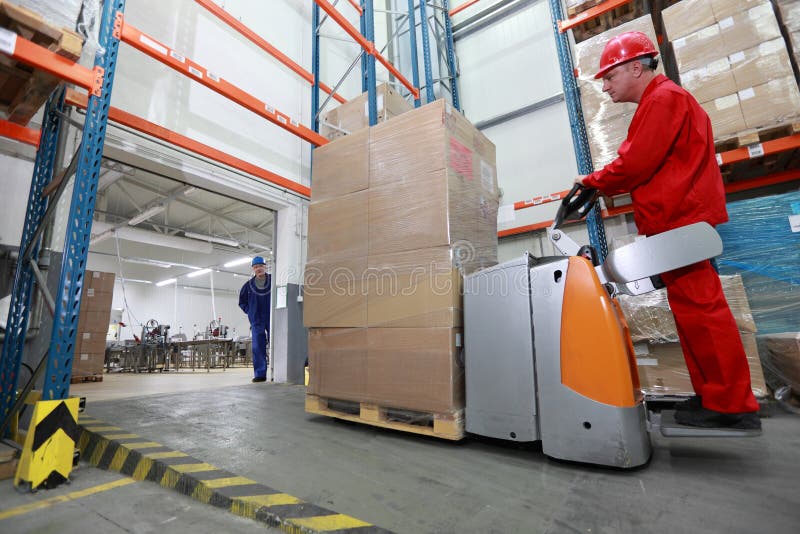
[320,82,414,141]
[73,270,115,382]
[662,0,800,139]
[617,273,767,399]
[775,0,800,72]
[305,97,499,439]
[573,15,664,171]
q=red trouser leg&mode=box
[660,260,759,413]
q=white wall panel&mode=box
[457,0,563,123]
[0,154,34,247]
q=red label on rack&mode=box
[449,137,473,180]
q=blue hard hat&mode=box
[251,256,266,266]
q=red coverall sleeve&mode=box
[583,91,688,196]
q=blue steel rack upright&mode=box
[548,0,608,260]
[311,0,460,137]
[0,0,126,430]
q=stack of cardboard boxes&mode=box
[573,15,665,170]
[73,270,114,380]
[663,0,800,138]
[776,0,800,68]
[305,99,499,416]
[618,274,767,398]
[320,82,414,141]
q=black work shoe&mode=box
[252,377,266,383]
[675,395,702,412]
[674,407,761,430]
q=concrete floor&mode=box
[3,371,800,533]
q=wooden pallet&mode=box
[70,373,103,384]
[715,119,800,153]
[571,0,645,43]
[305,394,465,441]
[0,0,83,125]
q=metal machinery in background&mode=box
[311,0,460,137]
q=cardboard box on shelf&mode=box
[775,0,800,32]
[321,82,413,140]
[637,332,767,398]
[710,0,769,22]
[307,190,368,260]
[728,38,794,92]
[662,0,715,41]
[717,3,782,58]
[366,246,462,328]
[738,76,800,129]
[700,94,747,137]
[680,58,737,104]
[672,24,723,73]
[310,129,369,202]
[303,256,367,328]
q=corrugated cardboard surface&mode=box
[729,38,794,92]
[662,0,716,41]
[738,76,800,129]
[700,94,747,137]
[637,332,767,398]
[307,190,368,259]
[303,256,368,328]
[367,247,462,328]
[311,128,369,202]
[308,327,464,413]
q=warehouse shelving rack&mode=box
[310,0,460,134]
[0,0,340,432]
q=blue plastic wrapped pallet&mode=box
[716,190,800,334]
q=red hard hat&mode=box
[594,31,658,79]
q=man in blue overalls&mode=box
[239,256,271,382]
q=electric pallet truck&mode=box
[464,184,760,469]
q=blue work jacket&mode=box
[239,275,271,328]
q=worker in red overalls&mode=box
[576,31,760,429]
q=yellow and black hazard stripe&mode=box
[16,397,81,490]
[78,416,393,533]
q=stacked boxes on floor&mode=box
[305,99,499,416]
[73,270,114,380]
[662,0,800,138]
[617,274,767,398]
[320,82,414,141]
[573,15,665,170]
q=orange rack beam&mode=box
[559,0,633,33]
[717,133,800,165]
[499,170,800,237]
[450,0,482,17]
[119,18,328,147]
[513,189,570,210]
[0,119,40,147]
[65,89,311,198]
[313,0,420,100]
[0,31,102,95]
[194,0,346,104]
[346,0,363,15]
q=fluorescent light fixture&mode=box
[246,242,273,253]
[224,257,252,268]
[184,231,239,248]
[183,186,198,196]
[128,205,165,226]
[156,278,177,287]
[187,268,211,278]
[122,257,174,269]
[117,278,152,284]
[89,228,115,246]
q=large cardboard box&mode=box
[680,58,737,103]
[303,256,367,328]
[307,190,368,260]
[776,0,800,32]
[307,328,368,401]
[77,309,112,335]
[321,82,413,140]
[72,352,105,378]
[84,270,115,293]
[637,332,767,398]
[311,129,369,203]
[662,0,715,41]
[700,94,747,137]
[366,327,464,413]
[717,2,781,55]
[710,0,768,22]
[729,39,794,92]
[738,76,800,129]
[369,99,496,190]
[367,247,462,328]
[307,327,464,414]
[672,24,723,72]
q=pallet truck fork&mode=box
[464,184,760,469]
